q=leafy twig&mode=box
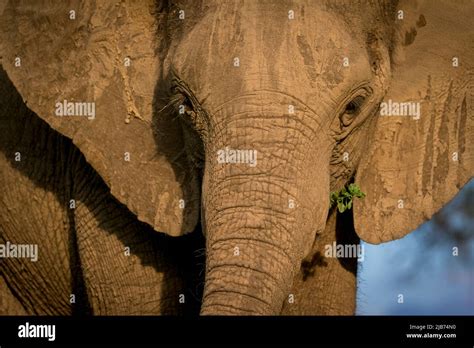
[330,183,366,213]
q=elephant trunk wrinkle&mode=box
[200,231,297,315]
[200,104,332,315]
[201,261,289,315]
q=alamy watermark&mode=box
[0,241,38,262]
[380,99,420,120]
[324,242,364,262]
[18,322,55,341]
[55,100,95,120]
[217,146,257,167]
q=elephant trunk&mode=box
[201,232,294,315]
[200,100,331,315]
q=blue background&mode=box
[357,179,474,315]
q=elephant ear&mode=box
[0,0,200,236]
[354,0,474,244]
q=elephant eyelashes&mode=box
[345,96,365,115]
[178,98,197,124]
[340,95,368,128]
[175,94,209,138]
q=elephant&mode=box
[0,0,472,316]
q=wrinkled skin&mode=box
[0,75,205,315]
[0,0,472,315]
[174,2,387,314]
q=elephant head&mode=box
[0,0,472,315]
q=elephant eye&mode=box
[170,76,210,137]
[176,94,208,137]
[178,97,197,123]
[341,95,366,127]
[345,95,365,115]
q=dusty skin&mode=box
[0,0,472,315]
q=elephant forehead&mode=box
[171,1,373,111]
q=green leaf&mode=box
[341,190,351,199]
[348,183,360,195]
[330,183,365,212]
[337,201,346,213]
